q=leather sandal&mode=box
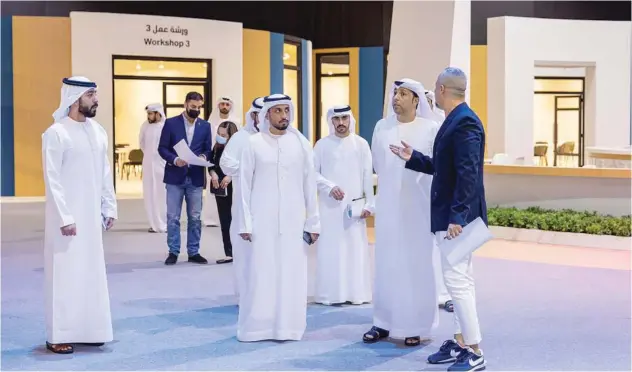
[404,336,421,347]
[46,341,74,354]
[363,326,390,343]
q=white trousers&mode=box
[435,231,482,345]
[433,242,451,304]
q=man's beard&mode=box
[336,125,348,133]
[272,121,289,130]
[79,104,98,118]
[148,118,157,123]
[219,108,229,115]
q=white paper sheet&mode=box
[440,217,493,266]
[173,139,214,167]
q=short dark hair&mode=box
[185,91,204,102]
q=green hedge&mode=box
[488,207,632,237]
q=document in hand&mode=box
[440,217,493,266]
[173,139,214,167]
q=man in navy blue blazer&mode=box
[390,68,487,371]
[158,92,212,266]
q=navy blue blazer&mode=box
[158,114,213,188]
[404,102,487,233]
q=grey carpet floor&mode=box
[1,199,630,370]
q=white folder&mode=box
[440,217,493,266]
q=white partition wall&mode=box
[385,0,471,113]
[487,17,631,164]
[70,11,243,167]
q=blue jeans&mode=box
[166,177,203,255]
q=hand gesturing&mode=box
[389,141,414,161]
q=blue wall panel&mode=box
[269,33,284,95]
[358,47,384,146]
[1,16,15,196]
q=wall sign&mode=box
[144,24,190,48]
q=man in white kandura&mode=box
[313,105,374,306]
[139,103,167,233]
[42,76,117,354]
[362,78,440,347]
[237,94,320,342]
[426,90,447,126]
[203,96,238,227]
[219,96,264,298]
[425,90,454,313]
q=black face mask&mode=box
[187,109,200,119]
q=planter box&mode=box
[490,226,631,251]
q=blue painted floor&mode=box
[2,200,630,370]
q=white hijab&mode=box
[52,76,97,122]
[145,103,166,124]
[326,105,357,136]
[243,97,264,134]
[385,78,435,121]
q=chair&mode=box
[556,141,576,167]
[122,149,143,180]
[534,144,548,166]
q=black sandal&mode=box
[79,342,104,346]
[444,300,454,312]
[404,336,421,347]
[46,341,74,354]
[363,326,389,343]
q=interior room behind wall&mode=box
[532,70,585,168]
[112,56,212,196]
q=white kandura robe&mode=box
[238,132,320,342]
[313,134,374,305]
[219,128,257,298]
[371,116,439,338]
[139,121,167,232]
[42,117,117,344]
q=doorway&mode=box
[315,52,350,141]
[111,56,212,196]
[533,77,585,167]
[553,95,584,167]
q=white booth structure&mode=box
[486,17,631,168]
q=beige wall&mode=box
[13,16,72,196]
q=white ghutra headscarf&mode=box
[326,105,357,136]
[385,78,435,121]
[425,90,446,124]
[208,96,237,124]
[52,76,97,122]
[243,97,264,134]
[145,103,166,123]
[257,93,313,167]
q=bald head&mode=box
[434,67,467,113]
